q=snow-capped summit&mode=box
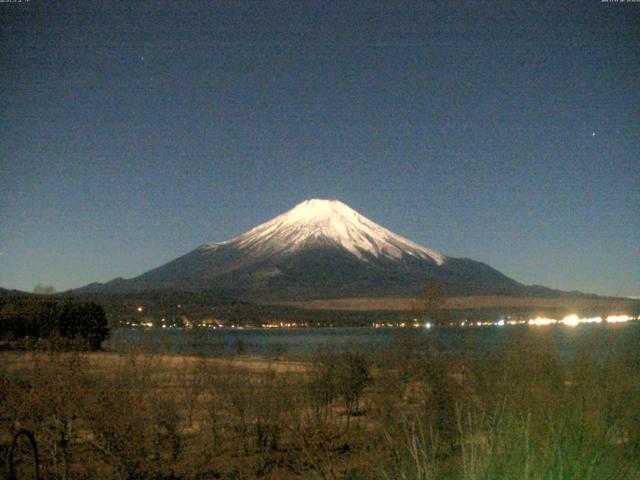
[202,199,445,265]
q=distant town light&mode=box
[583,316,603,324]
[561,314,580,327]
[528,317,556,326]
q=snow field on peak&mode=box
[204,199,446,265]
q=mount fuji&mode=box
[77,199,559,301]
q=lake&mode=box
[105,322,640,358]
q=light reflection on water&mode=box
[106,321,640,358]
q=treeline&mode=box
[75,290,420,326]
[71,289,640,328]
[0,296,109,349]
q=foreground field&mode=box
[2,329,640,479]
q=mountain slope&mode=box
[76,199,561,300]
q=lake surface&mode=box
[105,322,640,358]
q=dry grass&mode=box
[0,351,308,375]
[274,295,638,312]
[1,328,640,479]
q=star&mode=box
[592,131,596,137]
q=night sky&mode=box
[1,1,638,297]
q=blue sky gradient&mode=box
[1,1,638,296]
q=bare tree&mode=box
[414,281,448,326]
[33,284,57,295]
